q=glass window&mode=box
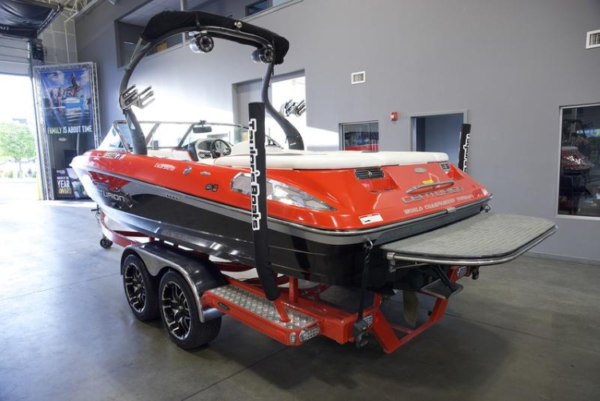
[182,125,241,147]
[98,127,128,151]
[148,123,190,150]
[187,0,294,19]
[98,122,154,151]
[340,122,379,151]
[558,104,600,217]
[246,0,269,16]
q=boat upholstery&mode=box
[214,141,448,170]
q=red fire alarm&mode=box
[390,111,398,121]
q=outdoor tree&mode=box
[0,123,37,178]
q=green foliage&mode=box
[5,170,14,178]
[0,123,36,161]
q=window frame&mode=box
[339,120,379,151]
[245,0,270,17]
[556,102,600,221]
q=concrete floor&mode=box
[1,182,599,401]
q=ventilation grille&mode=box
[355,167,384,180]
[351,71,366,84]
[587,30,600,49]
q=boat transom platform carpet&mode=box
[383,213,557,265]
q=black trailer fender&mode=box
[121,242,226,322]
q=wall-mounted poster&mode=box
[33,62,100,200]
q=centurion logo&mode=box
[101,190,126,203]
[402,186,464,204]
[98,185,134,210]
[248,118,261,231]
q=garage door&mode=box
[0,36,30,75]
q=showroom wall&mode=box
[76,0,600,263]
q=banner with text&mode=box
[36,64,97,136]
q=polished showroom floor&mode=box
[1,182,599,401]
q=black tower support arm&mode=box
[248,102,280,301]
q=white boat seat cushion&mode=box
[216,142,448,170]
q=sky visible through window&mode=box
[0,74,36,130]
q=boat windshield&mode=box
[99,120,276,153]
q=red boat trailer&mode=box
[100,211,471,353]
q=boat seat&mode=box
[197,158,216,165]
[229,141,287,155]
[215,141,448,170]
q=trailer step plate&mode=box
[206,285,317,330]
[383,213,556,266]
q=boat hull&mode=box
[75,166,486,286]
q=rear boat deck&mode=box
[383,213,557,266]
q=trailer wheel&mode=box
[122,254,160,321]
[159,271,221,349]
[100,237,113,249]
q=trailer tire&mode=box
[122,254,160,321]
[159,271,221,349]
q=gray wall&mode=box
[76,0,600,263]
[115,21,143,67]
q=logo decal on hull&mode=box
[101,190,126,203]
[249,118,261,231]
[154,163,176,171]
[99,187,134,210]
[402,186,464,204]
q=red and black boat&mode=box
[72,10,556,352]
